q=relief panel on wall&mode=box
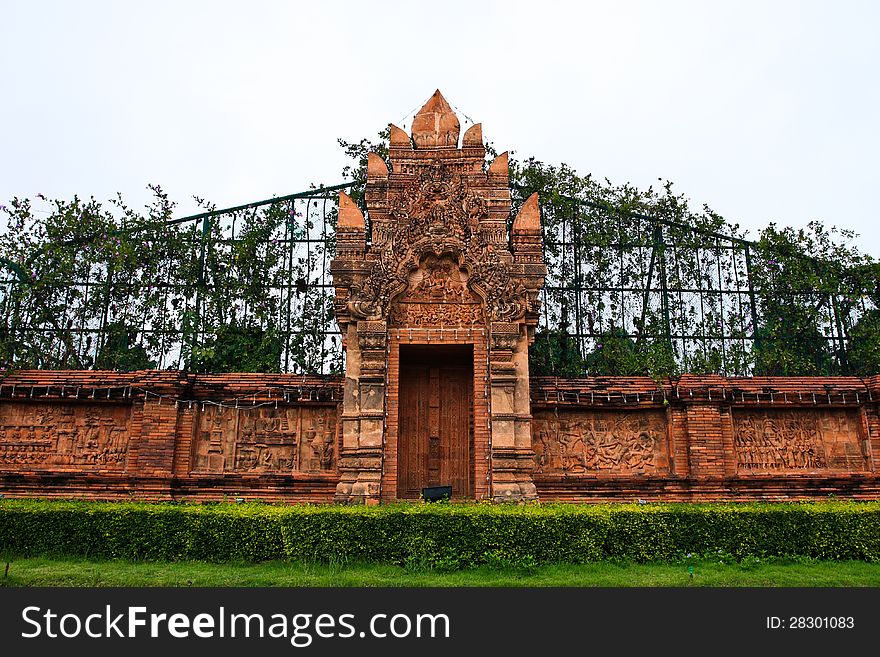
[733,409,866,472]
[532,410,669,474]
[0,402,131,470]
[192,405,337,475]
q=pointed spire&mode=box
[411,89,460,149]
[337,191,365,230]
[462,123,483,148]
[488,151,508,176]
[389,123,411,149]
[513,193,541,231]
[367,152,388,178]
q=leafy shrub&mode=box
[1,500,879,567]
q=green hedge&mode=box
[2,500,880,567]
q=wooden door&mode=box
[398,345,473,498]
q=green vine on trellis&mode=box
[1,132,877,377]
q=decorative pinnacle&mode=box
[513,193,541,231]
[337,191,365,230]
[411,90,460,149]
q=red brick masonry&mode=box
[1,371,878,502]
[0,371,341,502]
[531,375,880,501]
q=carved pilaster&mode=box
[488,324,538,501]
[334,321,387,503]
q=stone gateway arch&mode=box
[331,90,547,503]
[1,91,879,505]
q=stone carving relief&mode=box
[0,402,131,470]
[407,254,472,302]
[390,163,487,246]
[192,405,337,475]
[532,410,669,474]
[733,409,866,472]
[389,254,484,327]
[343,161,532,324]
[391,303,484,327]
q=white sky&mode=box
[2,0,879,256]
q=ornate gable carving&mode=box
[334,152,542,326]
[390,253,484,327]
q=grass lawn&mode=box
[3,557,880,587]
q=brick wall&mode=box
[1,370,879,502]
[0,371,341,502]
[531,375,880,501]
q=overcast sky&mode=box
[2,0,879,256]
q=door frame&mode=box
[383,334,491,501]
[396,344,473,499]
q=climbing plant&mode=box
[1,129,876,376]
[0,185,343,374]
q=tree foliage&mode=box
[1,129,877,376]
[1,188,179,370]
[751,222,879,375]
[0,186,340,374]
[507,157,877,377]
